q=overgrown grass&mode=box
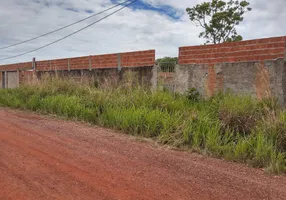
[0,75,285,174]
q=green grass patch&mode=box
[0,77,285,174]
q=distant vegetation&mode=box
[156,57,178,64]
[156,57,178,72]
[0,74,285,174]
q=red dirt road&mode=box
[0,108,286,200]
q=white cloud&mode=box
[0,0,285,64]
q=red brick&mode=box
[179,36,286,64]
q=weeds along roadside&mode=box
[0,73,285,174]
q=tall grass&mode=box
[0,75,285,174]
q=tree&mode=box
[186,0,252,44]
[156,57,178,64]
[156,57,178,72]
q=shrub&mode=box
[255,111,286,152]
[219,94,261,135]
[267,152,286,174]
[185,87,200,101]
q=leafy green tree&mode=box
[186,0,252,44]
[156,57,178,72]
[156,57,178,64]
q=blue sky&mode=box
[111,0,182,20]
[63,0,182,19]
[0,0,285,64]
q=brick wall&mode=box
[176,36,286,104]
[179,36,286,64]
[0,50,155,72]
[19,71,35,85]
[0,62,33,71]
[121,50,155,67]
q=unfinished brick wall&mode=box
[0,50,155,71]
[176,36,286,104]
[121,50,155,67]
[179,36,286,64]
[0,62,33,71]
[0,49,155,88]
[0,50,154,72]
[35,54,119,71]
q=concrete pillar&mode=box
[151,64,158,91]
[32,57,36,71]
[89,56,92,71]
[17,69,20,87]
[49,60,52,71]
[68,58,70,71]
[117,53,122,71]
[0,71,3,89]
[5,71,7,89]
[282,41,286,105]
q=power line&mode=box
[0,0,138,62]
[0,0,132,50]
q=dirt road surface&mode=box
[0,108,286,200]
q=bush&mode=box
[185,88,200,101]
[255,111,286,152]
[219,94,261,135]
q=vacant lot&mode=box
[0,108,286,200]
